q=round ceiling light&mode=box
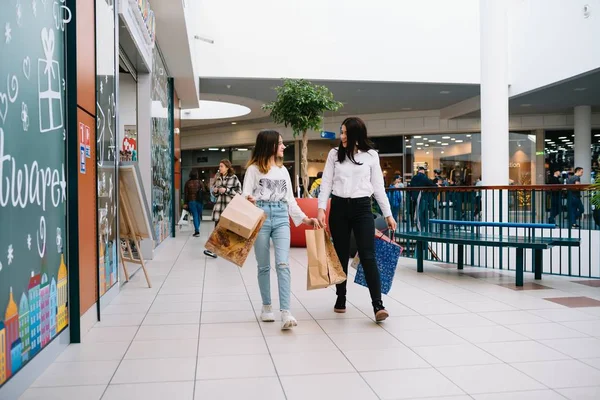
[182,100,251,120]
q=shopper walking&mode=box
[203,159,242,258]
[317,117,397,322]
[243,130,321,329]
[184,170,206,237]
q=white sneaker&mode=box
[261,305,275,322]
[281,310,298,330]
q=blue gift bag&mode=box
[354,232,402,295]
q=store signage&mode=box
[320,131,336,140]
[132,0,155,47]
[535,151,545,156]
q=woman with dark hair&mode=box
[243,130,321,329]
[184,170,206,237]
[204,159,242,258]
[317,117,396,322]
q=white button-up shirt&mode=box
[317,149,392,218]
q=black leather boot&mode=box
[334,295,346,313]
[373,300,389,322]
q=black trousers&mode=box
[329,196,382,303]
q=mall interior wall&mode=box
[195,0,480,84]
[508,0,600,97]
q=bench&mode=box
[397,219,580,286]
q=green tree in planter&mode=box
[589,176,600,227]
[263,79,343,197]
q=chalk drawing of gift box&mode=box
[38,28,64,133]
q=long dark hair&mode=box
[337,117,374,164]
[247,130,282,174]
[219,159,235,177]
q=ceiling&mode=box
[462,68,600,118]
[183,70,600,130]
[183,78,480,130]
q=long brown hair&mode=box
[247,130,282,174]
[219,159,235,177]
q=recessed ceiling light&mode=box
[417,143,424,145]
[440,91,451,94]
[424,144,429,147]
[455,140,464,143]
[231,122,237,125]
[521,104,531,107]
[237,148,248,151]
[442,136,451,139]
[559,136,567,139]
[406,145,412,148]
[574,87,587,91]
[426,151,430,155]
[221,148,226,152]
[442,143,449,146]
[441,151,444,154]
[466,134,472,137]
[414,136,422,139]
[595,134,600,137]
[451,138,456,141]
[562,139,569,142]
[405,139,410,142]
[545,139,551,142]
[417,147,422,150]
[428,139,436,142]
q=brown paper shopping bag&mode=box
[305,229,346,290]
[205,213,267,267]
[219,194,265,239]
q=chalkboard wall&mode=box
[0,0,69,386]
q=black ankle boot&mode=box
[373,300,389,322]
[334,295,346,313]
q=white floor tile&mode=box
[473,390,566,400]
[272,350,354,376]
[134,324,199,341]
[31,361,120,387]
[200,309,257,323]
[362,368,465,399]
[95,313,146,327]
[18,385,106,400]
[539,337,600,359]
[581,357,600,370]
[266,334,337,354]
[194,377,285,400]
[199,322,263,338]
[82,326,139,343]
[196,354,276,379]
[317,318,384,334]
[56,342,130,362]
[392,328,467,347]
[562,320,600,337]
[142,312,200,326]
[102,382,194,400]
[556,386,600,400]
[529,308,600,322]
[428,313,498,329]
[508,322,589,340]
[260,319,324,336]
[450,325,530,343]
[328,331,405,351]
[438,364,546,395]
[344,347,430,371]
[478,311,549,325]
[111,358,196,384]
[149,301,203,314]
[512,359,600,389]
[198,336,268,356]
[479,341,570,363]
[381,315,442,332]
[125,339,197,359]
[281,372,378,400]
[414,343,502,367]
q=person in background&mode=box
[203,159,242,258]
[243,130,321,330]
[310,171,323,198]
[548,169,563,225]
[317,117,397,322]
[388,175,403,223]
[184,170,206,237]
[409,166,437,227]
[566,167,585,228]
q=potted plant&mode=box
[590,176,600,228]
[263,79,343,196]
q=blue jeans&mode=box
[254,201,291,311]
[188,201,203,233]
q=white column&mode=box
[480,0,509,223]
[137,73,155,260]
[574,105,592,184]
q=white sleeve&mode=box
[284,168,307,227]
[242,165,258,198]
[317,149,336,211]
[370,151,393,218]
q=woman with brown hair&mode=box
[203,159,242,257]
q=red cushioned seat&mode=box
[289,198,331,248]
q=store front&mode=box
[0,2,70,390]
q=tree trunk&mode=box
[301,131,309,198]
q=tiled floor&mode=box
[20,223,600,400]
